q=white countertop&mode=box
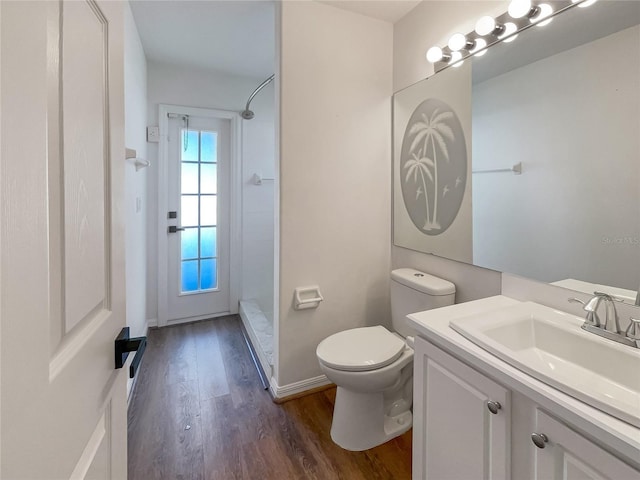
[407,295,640,467]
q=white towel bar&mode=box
[473,161,522,175]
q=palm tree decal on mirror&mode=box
[404,149,434,223]
[400,98,467,235]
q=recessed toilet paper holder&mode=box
[294,286,324,310]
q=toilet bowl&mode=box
[316,269,455,451]
[317,326,415,451]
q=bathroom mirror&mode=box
[393,1,640,304]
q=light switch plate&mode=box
[147,126,160,143]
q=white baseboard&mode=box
[157,311,234,328]
[269,374,332,400]
[147,318,158,328]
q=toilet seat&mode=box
[316,326,406,372]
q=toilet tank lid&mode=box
[391,268,456,296]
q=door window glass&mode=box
[180,129,219,292]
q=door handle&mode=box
[168,225,186,233]
[115,327,147,378]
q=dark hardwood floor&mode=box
[128,315,412,480]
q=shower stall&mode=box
[238,75,276,386]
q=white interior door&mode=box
[163,109,232,323]
[1,1,127,478]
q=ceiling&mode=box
[317,0,421,23]
[129,0,276,79]
[129,0,420,79]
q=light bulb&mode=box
[508,0,532,18]
[426,46,444,63]
[575,0,598,7]
[475,16,497,36]
[449,51,463,66]
[500,22,518,43]
[531,4,553,26]
[448,33,467,52]
[470,38,487,57]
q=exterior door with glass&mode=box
[164,110,231,323]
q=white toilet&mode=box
[316,268,455,451]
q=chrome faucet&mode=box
[591,292,621,333]
[569,293,639,348]
[568,296,600,326]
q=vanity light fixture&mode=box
[475,16,505,37]
[531,3,554,26]
[574,0,598,7]
[508,0,534,19]
[469,38,488,57]
[425,0,598,73]
[500,22,519,43]
[508,0,554,26]
[426,46,450,63]
[449,52,464,67]
[448,33,475,52]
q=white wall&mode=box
[145,62,275,324]
[278,2,393,387]
[392,1,504,303]
[124,3,148,340]
[242,115,275,320]
[473,25,640,291]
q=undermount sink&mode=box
[449,302,640,428]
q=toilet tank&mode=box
[390,268,456,338]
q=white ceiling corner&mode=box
[129,0,276,79]
[316,0,421,23]
[129,0,422,78]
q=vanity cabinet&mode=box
[413,336,640,480]
[533,410,640,479]
[413,337,510,480]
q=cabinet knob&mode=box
[531,432,549,449]
[487,400,502,415]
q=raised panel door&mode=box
[0,1,127,478]
[413,337,510,480]
[533,410,640,479]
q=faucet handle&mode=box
[569,297,601,327]
[625,318,640,340]
[568,297,586,306]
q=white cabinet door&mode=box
[414,338,511,480]
[1,1,128,478]
[533,410,640,480]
